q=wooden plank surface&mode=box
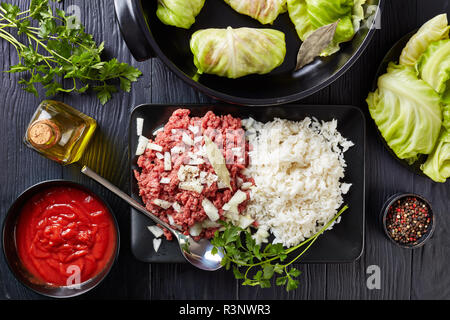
[410,0,450,301]
[0,0,449,300]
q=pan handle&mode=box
[114,0,155,61]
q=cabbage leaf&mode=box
[190,27,286,79]
[224,0,287,25]
[352,0,366,32]
[287,0,366,56]
[366,63,442,163]
[156,0,205,29]
[421,105,450,182]
[287,0,314,41]
[416,39,450,104]
[306,0,354,43]
[399,13,449,66]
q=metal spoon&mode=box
[81,166,224,271]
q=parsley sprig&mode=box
[211,205,348,291]
[0,0,142,104]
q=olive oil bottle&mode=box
[24,100,97,165]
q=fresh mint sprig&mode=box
[0,0,142,104]
[211,205,348,291]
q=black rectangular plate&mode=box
[129,104,365,263]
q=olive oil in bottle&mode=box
[24,100,97,165]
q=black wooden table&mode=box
[0,0,449,300]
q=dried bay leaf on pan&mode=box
[295,21,339,70]
[204,135,232,190]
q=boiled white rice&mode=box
[242,117,353,248]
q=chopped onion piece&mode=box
[202,219,222,229]
[167,214,183,230]
[188,156,204,165]
[217,180,229,189]
[177,165,200,182]
[164,152,172,171]
[152,199,172,209]
[182,132,194,146]
[153,238,162,252]
[147,225,164,238]
[156,152,164,159]
[136,118,144,136]
[189,223,202,237]
[238,215,254,229]
[160,177,170,184]
[199,171,208,182]
[341,183,352,194]
[203,173,218,187]
[135,135,149,156]
[195,145,206,157]
[201,198,220,222]
[172,202,181,213]
[179,181,203,194]
[222,190,247,214]
[188,125,199,134]
[241,182,253,190]
[147,142,163,152]
[252,226,269,245]
[171,145,185,154]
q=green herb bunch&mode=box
[0,0,142,104]
[211,205,348,291]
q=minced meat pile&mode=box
[134,109,254,240]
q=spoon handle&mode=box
[81,166,174,232]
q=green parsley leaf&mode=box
[0,0,142,104]
[212,205,349,292]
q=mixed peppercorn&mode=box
[385,196,432,246]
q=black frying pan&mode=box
[114,0,384,106]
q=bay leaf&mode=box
[204,135,232,190]
[295,21,339,71]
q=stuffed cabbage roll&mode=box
[223,0,287,25]
[287,0,366,56]
[156,0,205,29]
[190,27,286,79]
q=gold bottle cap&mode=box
[27,120,61,149]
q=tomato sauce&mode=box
[16,186,117,287]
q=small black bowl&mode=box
[380,193,435,249]
[2,180,120,298]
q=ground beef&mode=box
[134,109,252,240]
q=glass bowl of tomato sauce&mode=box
[2,180,120,298]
